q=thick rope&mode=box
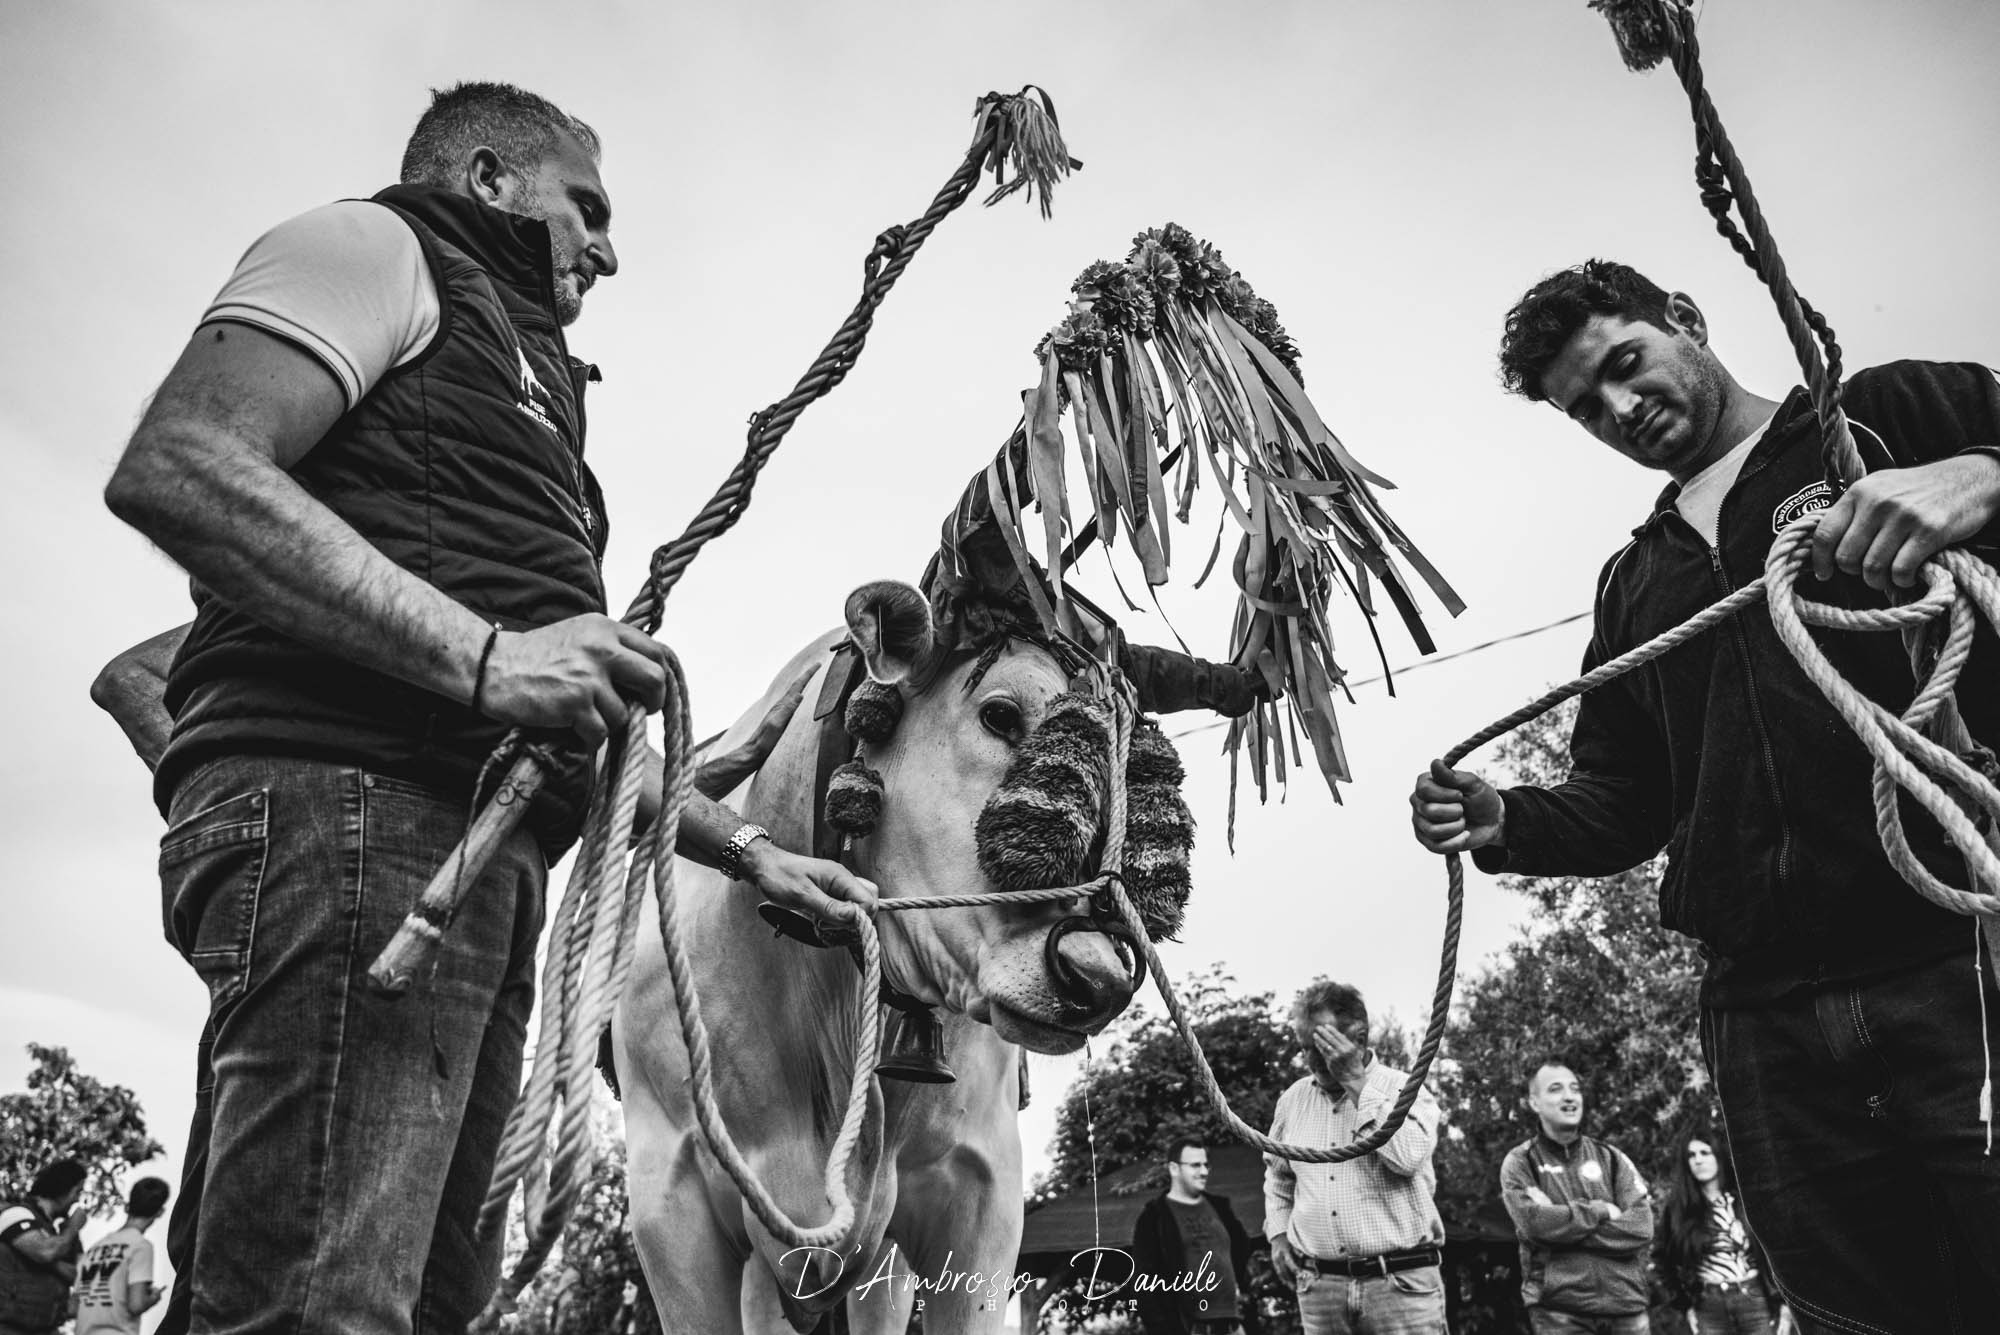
[1595,0,1980,758]
[624,89,1074,635]
[1429,514,2000,956]
[1594,0,1858,486]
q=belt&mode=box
[1300,1246,1441,1278]
[1702,1275,1765,1295]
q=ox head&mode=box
[835,579,1209,1055]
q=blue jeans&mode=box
[1704,947,2000,1335]
[1523,1312,1647,1335]
[1295,1265,1446,1334]
[1693,1276,1775,1334]
[154,756,546,1335]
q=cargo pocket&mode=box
[160,788,269,1007]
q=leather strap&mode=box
[809,642,865,863]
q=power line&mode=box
[1170,609,1591,739]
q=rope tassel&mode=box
[1589,0,1679,70]
[975,85,1082,219]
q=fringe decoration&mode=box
[974,86,1082,220]
[1589,0,1683,72]
[939,222,1464,813]
[975,693,1112,891]
[1121,717,1193,941]
[825,761,885,836]
[844,680,905,744]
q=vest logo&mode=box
[515,346,558,435]
[1773,481,1834,533]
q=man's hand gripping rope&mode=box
[1414,514,2000,917]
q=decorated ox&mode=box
[613,578,1203,1334]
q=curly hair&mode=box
[1290,978,1368,1038]
[399,81,600,188]
[1499,260,1676,402]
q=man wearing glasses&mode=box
[1130,1137,1262,1335]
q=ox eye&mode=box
[979,699,1026,744]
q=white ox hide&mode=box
[613,587,1141,1334]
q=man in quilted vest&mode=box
[96,82,875,1335]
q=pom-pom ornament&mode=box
[844,680,905,744]
[1120,718,1194,941]
[825,760,886,836]
[975,693,1113,892]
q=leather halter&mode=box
[773,641,936,1019]
[769,638,1143,1007]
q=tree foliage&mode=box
[0,1044,164,1219]
[503,1124,660,1335]
[1037,967,1301,1200]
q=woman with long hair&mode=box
[1655,1136,1784,1334]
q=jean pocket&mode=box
[160,788,269,1006]
[1388,1264,1441,1296]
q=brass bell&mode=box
[877,1006,955,1084]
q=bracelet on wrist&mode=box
[470,623,501,715]
[718,822,771,881]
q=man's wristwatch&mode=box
[718,823,771,882]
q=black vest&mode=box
[0,1200,69,1332]
[157,185,610,854]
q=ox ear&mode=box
[844,581,936,686]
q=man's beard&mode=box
[547,229,583,326]
[511,194,584,326]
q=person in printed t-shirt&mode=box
[75,1178,169,1335]
[1129,1136,1263,1335]
[1264,980,1446,1335]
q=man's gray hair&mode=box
[400,81,600,188]
[1289,977,1368,1036]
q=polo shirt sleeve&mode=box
[200,200,441,411]
[0,1204,38,1247]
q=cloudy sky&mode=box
[3,0,1996,1308]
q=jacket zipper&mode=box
[1707,544,1794,896]
[537,263,595,539]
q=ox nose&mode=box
[1046,917,1141,1012]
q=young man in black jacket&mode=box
[1129,1138,1262,1335]
[1411,260,2000,1335]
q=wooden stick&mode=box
[367,752,550,996]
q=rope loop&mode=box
[1763,519,2000,915]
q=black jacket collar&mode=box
[1633,384,1815,537]
[371,183,556,310]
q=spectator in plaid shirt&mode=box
[1264,979,1447,1335]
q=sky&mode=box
[3,0,1997,1315]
